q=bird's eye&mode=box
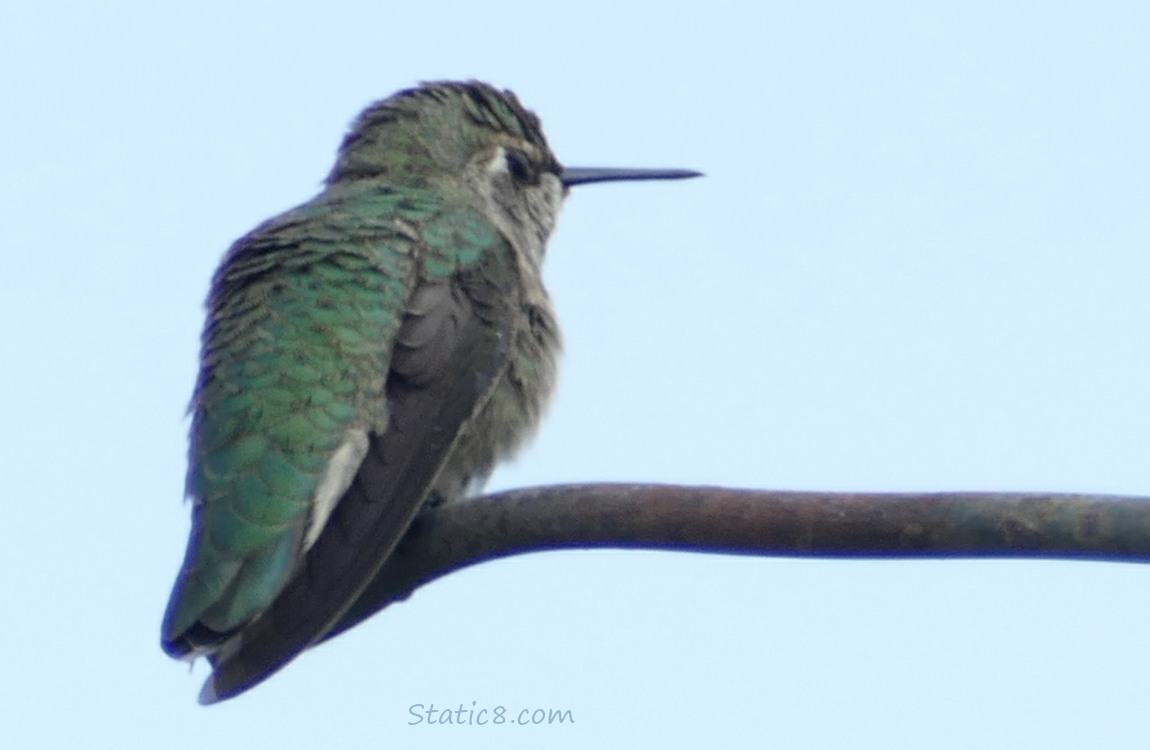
[505,148,537,184]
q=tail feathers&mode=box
[161,621,238,661]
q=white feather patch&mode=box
[304,429,369,549]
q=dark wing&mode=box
[200,251,517,703]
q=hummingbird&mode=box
[162,80,699,704]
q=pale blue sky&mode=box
[3,2,1149,748]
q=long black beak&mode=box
[561,167,702,187]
